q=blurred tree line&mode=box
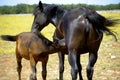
[0,4,36,14]
[0,3,119,14]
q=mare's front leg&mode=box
[68,49,78,80]
[41,57,48,80]
[16,53,22,80]
[58,52,65,80]
[86,52,98,80]
[30,54,37,80]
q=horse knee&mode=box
[17,61,22,73]
[42,70,47,80]
[59,64,64,73]
[72,68,78,74]
[77,63,82,71]
[42,70,47,76]
[70,67,78,80]
[17,65,22,72]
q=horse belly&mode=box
[35,54,49,62]
[77,46,88,54]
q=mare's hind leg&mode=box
[16,53,22,80]
[68,49,78,80]
[86,52,98,80]
[58,52,65,80]
[76,54,83,80]
[30,54,37,80]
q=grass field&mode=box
[0,12,120,80]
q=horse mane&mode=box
[36,32,54,46]
[33,6,39,15]
[44,4,58,15]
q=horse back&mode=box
[16,32,48,60]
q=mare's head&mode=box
[32,1,65,33]
[31,1,49,32]
[43,5,65,27]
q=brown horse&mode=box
[1,32,64,80]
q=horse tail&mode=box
[1,35,18,41]
[86,11,118,41]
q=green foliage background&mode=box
[0,3,120,14]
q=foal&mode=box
[1,32,63,80]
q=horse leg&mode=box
[58,52,65,80]
[41,61,48,80]
[16,54,22,80]
[86,52,98,80]
[77,54,83,80]
[30,54,37,80]
[68,49,78,80]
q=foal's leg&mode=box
[30,54,37,80]
[76,54,83,80]
[16,53,22,80]
[86,52,98,80]
[68,49,78,80]
[41,59,48,80]
[58,52,65,80]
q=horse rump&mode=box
[86,11,119,41]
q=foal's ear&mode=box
[39,1,43,12]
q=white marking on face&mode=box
[81,20,85,23]
[52,17,57,25]
[78,15,82,19]
[77,15,85,23]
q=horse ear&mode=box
[39,1,43,12]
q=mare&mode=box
[31,1,117,80]
[31,1,50,33]
[1,32,64,80]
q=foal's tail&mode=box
[86,11,119,41]
[1,35,17,41]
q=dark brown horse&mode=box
[31,1,118,80]
[1,32,64,80]
[31,1,50,33]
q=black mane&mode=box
[36,33,54,46]
[33,6,40,15]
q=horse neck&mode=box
[37,33,53,46]
[48,45,66,54]
[52,9,67,28]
